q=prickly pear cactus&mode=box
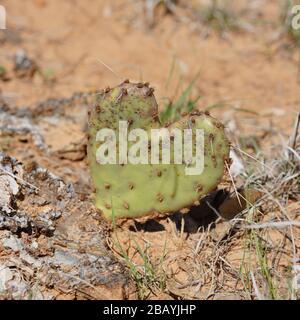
[88,81,230,220]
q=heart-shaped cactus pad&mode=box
[88,81,230,220]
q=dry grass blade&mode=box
[0,167,39,191]
[242,220,300,230]
[250,271,264,300]
[225,161,242,207]
[289,112,300,160]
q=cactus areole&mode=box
[88,81,230,220]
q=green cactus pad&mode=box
[88,81,230,220]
